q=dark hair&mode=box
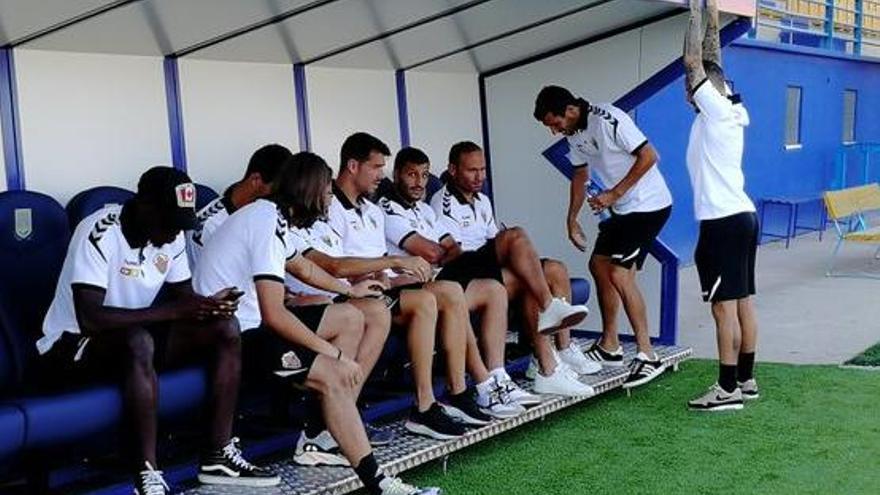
[448,141,482,168]
[394,147,430,173]
[703,60,726,89]
[533,85,577,121]
[339,132,390,174]
[244,144,293,184]
[274,152,333,229]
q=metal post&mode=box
[825,0,836,50]
[163,56,187,171]
[0,47,24,190]
[293,63,311,151]
[855,0,864,55]
[395,70,410,148]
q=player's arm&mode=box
[567,165,589,251]
[400,233,447,265]
[285,254,383,297]
[703,0,722,68]
[303,249,428,281]
[683,0,708,92]
[256,278,343,358]
[608,142,659,200]
[438,234,463,265]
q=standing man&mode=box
[38,167,277,494]
[534,84,672,388]
[683,0,758,412]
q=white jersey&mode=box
[193,199,297,332]
[38,205,191,354]
[287,222,348,297]
[429,184,497,252]
[379,192,452,256]
[565,103,672,214]
[186,191,235,267]
[686,80,756,220]
[326,182,387,258]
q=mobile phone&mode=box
[224,288,245,302]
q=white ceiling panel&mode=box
[21,0,309,55]
[0,0,116,45]
[190,0,479,63]
[413,0,676,73]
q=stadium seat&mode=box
[65,186,134,228]
[195,183,219,211]
[0,190,208,475]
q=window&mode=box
[785,86,802,148]
[842,89,857,144]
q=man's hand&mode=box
[392,256,433,282]
[567,219,588,252]
[337,354,364,389]
[588,189,620,213]
[348,279,387,298]
[169,292,234,321]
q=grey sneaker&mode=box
[738,379,759,400]
[688,383,744,412]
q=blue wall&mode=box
[636,39,880,263]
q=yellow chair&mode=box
[823,183,880,277]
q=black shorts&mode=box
[437,238,504,289]
[593,206,671,270]
[37,325,173,388]
[242,304,328,383]
[695,211,758,303]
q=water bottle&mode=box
[586,181,611,221]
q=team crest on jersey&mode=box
[153,253,170,274]
[120,266,142,278]
[280,351,302,370]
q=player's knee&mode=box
[210,318,242,350]
[361,298,391,328]
[124,327,155,370]
[410,290,438,318]
[608,265,633,289]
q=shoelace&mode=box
[222,437,258,471]
[382,476,418,495]
[139,462,169,495]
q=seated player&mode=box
[37,167,277,495]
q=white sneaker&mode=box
[292,430,349,467]
[475,377,525,418]
[533,365,595,397]
[537,297,589,336]
[378,476,442,494]
[558,343,602,375]
[489,369,543,407]
[525,352,579,381]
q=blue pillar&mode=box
[824,0,836,50]
[0,47,24,190]
[855,0,864,55]
[293,63,311,151]
[163,56,187,171]
[395,70,410,148]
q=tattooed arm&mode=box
[703,0,722,67]
[683,0,707,92]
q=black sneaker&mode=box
[134,462,169,495]
[444,390,493,426]
[404,402,466,440]
[366,422,395,446]
[622,352,667,389]
[585,341,624,367]
[198,437,280,487]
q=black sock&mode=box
[354,453,385,494]
[718,364,737,393]
[737,352,755,382]
[303,395,325,437]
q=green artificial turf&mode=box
[403,360,880,495]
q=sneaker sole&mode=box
[511,396,543,407]
[742,393,760,401]
[538,311,589,336]
[481,406,524,419]
[533,385,596,398]
[404,421,464,440]
[292,451,351,467]
[621,366,667,389]
[688,402,744,412]
[441,404,492,426]
[197,474,281,487]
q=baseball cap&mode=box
[136,166,198,231]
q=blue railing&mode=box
[752,0,880,55]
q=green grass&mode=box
[405,360,880,495]
[846,342,880,367]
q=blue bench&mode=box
[0,182,590,492]
[759,195,828,248]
